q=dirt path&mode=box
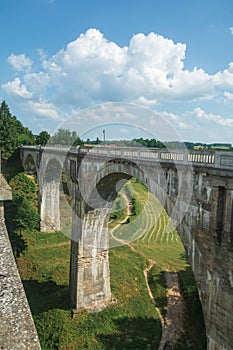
[143,259,165,329]
[110,193,137,253]
[110,193,186,348]
[158,271,186,349]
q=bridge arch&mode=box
[69,156,194,312]
[22,152,37,173]
[30,147,68,232]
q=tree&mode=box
[8,172,39,232]
[9,172,38,205]
[0,101,18,160]
[12,195,39,231]
[49,128,84,146]
[0,100,35,160]
[35,131,50,145]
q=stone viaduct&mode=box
[20,145,233,350]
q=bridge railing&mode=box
[20,145,233,171]
[77,146,217,165]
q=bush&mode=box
[12,195,39,231]
[110,195,126,221]
[9,172,37,205]
[6,172,39,235]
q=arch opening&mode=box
[23,153,36,173]
[108,176,207,349]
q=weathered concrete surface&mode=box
[0,174,12,201]
[0,209,41,349]
[173,170,233,350]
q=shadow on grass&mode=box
[177,253,207,349]
[97,316,161,350]
[9,231,28,257]
[5,203,28,257]
[23,279,71,315]
[148,267,167,320]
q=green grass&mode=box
[148,265,167,320]
[19,238,162,349]
[127,180,207,349]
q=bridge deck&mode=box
[21,145,233,172]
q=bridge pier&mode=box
[69,183,112,311]
[39,179,60,232]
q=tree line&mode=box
[0,101,83,161]
[1,100,231,162]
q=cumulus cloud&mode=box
[230,27,233,34]
[224,91,233,101]
[1,29,229,106]
[156,108,233,142]
[162,107,233,129]
[26,99,63,120]
[7,53,33,71]
[2,78,32,98]
[4,28,218,108]
[192,107,233,127]
[2,28,233,140]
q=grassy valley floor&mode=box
[8,177,206,349]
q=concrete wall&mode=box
[0,174,41,350]
[176,171,233,350]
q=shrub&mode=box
[12,195,39,231]
[9,172,37,205]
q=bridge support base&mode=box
[69,240,111,312]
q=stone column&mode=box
[69,186,111,312]
[39,179,60,232]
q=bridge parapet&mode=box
[76,146,233,170]
[20,145,233,172]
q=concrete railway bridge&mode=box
[20,145,233,350]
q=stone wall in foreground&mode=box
[0,208,41,350]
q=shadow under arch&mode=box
[23,153,37,173]
[69,155,206,347]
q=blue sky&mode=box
[1,0,233,143]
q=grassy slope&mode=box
[8,171,206,349]
[17,230,161,349]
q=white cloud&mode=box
[2,28,233,141]
[224,91,233,101]
[161,107,233,129]
[4,29,229,109]
[15,28,216,108]
[2,78,32,98]
[154,108,233,142]
[8,53,33,72]
[193,107,233,127]
[230,27,233,34]
[212,62,233,88]
[27,99,63,120]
